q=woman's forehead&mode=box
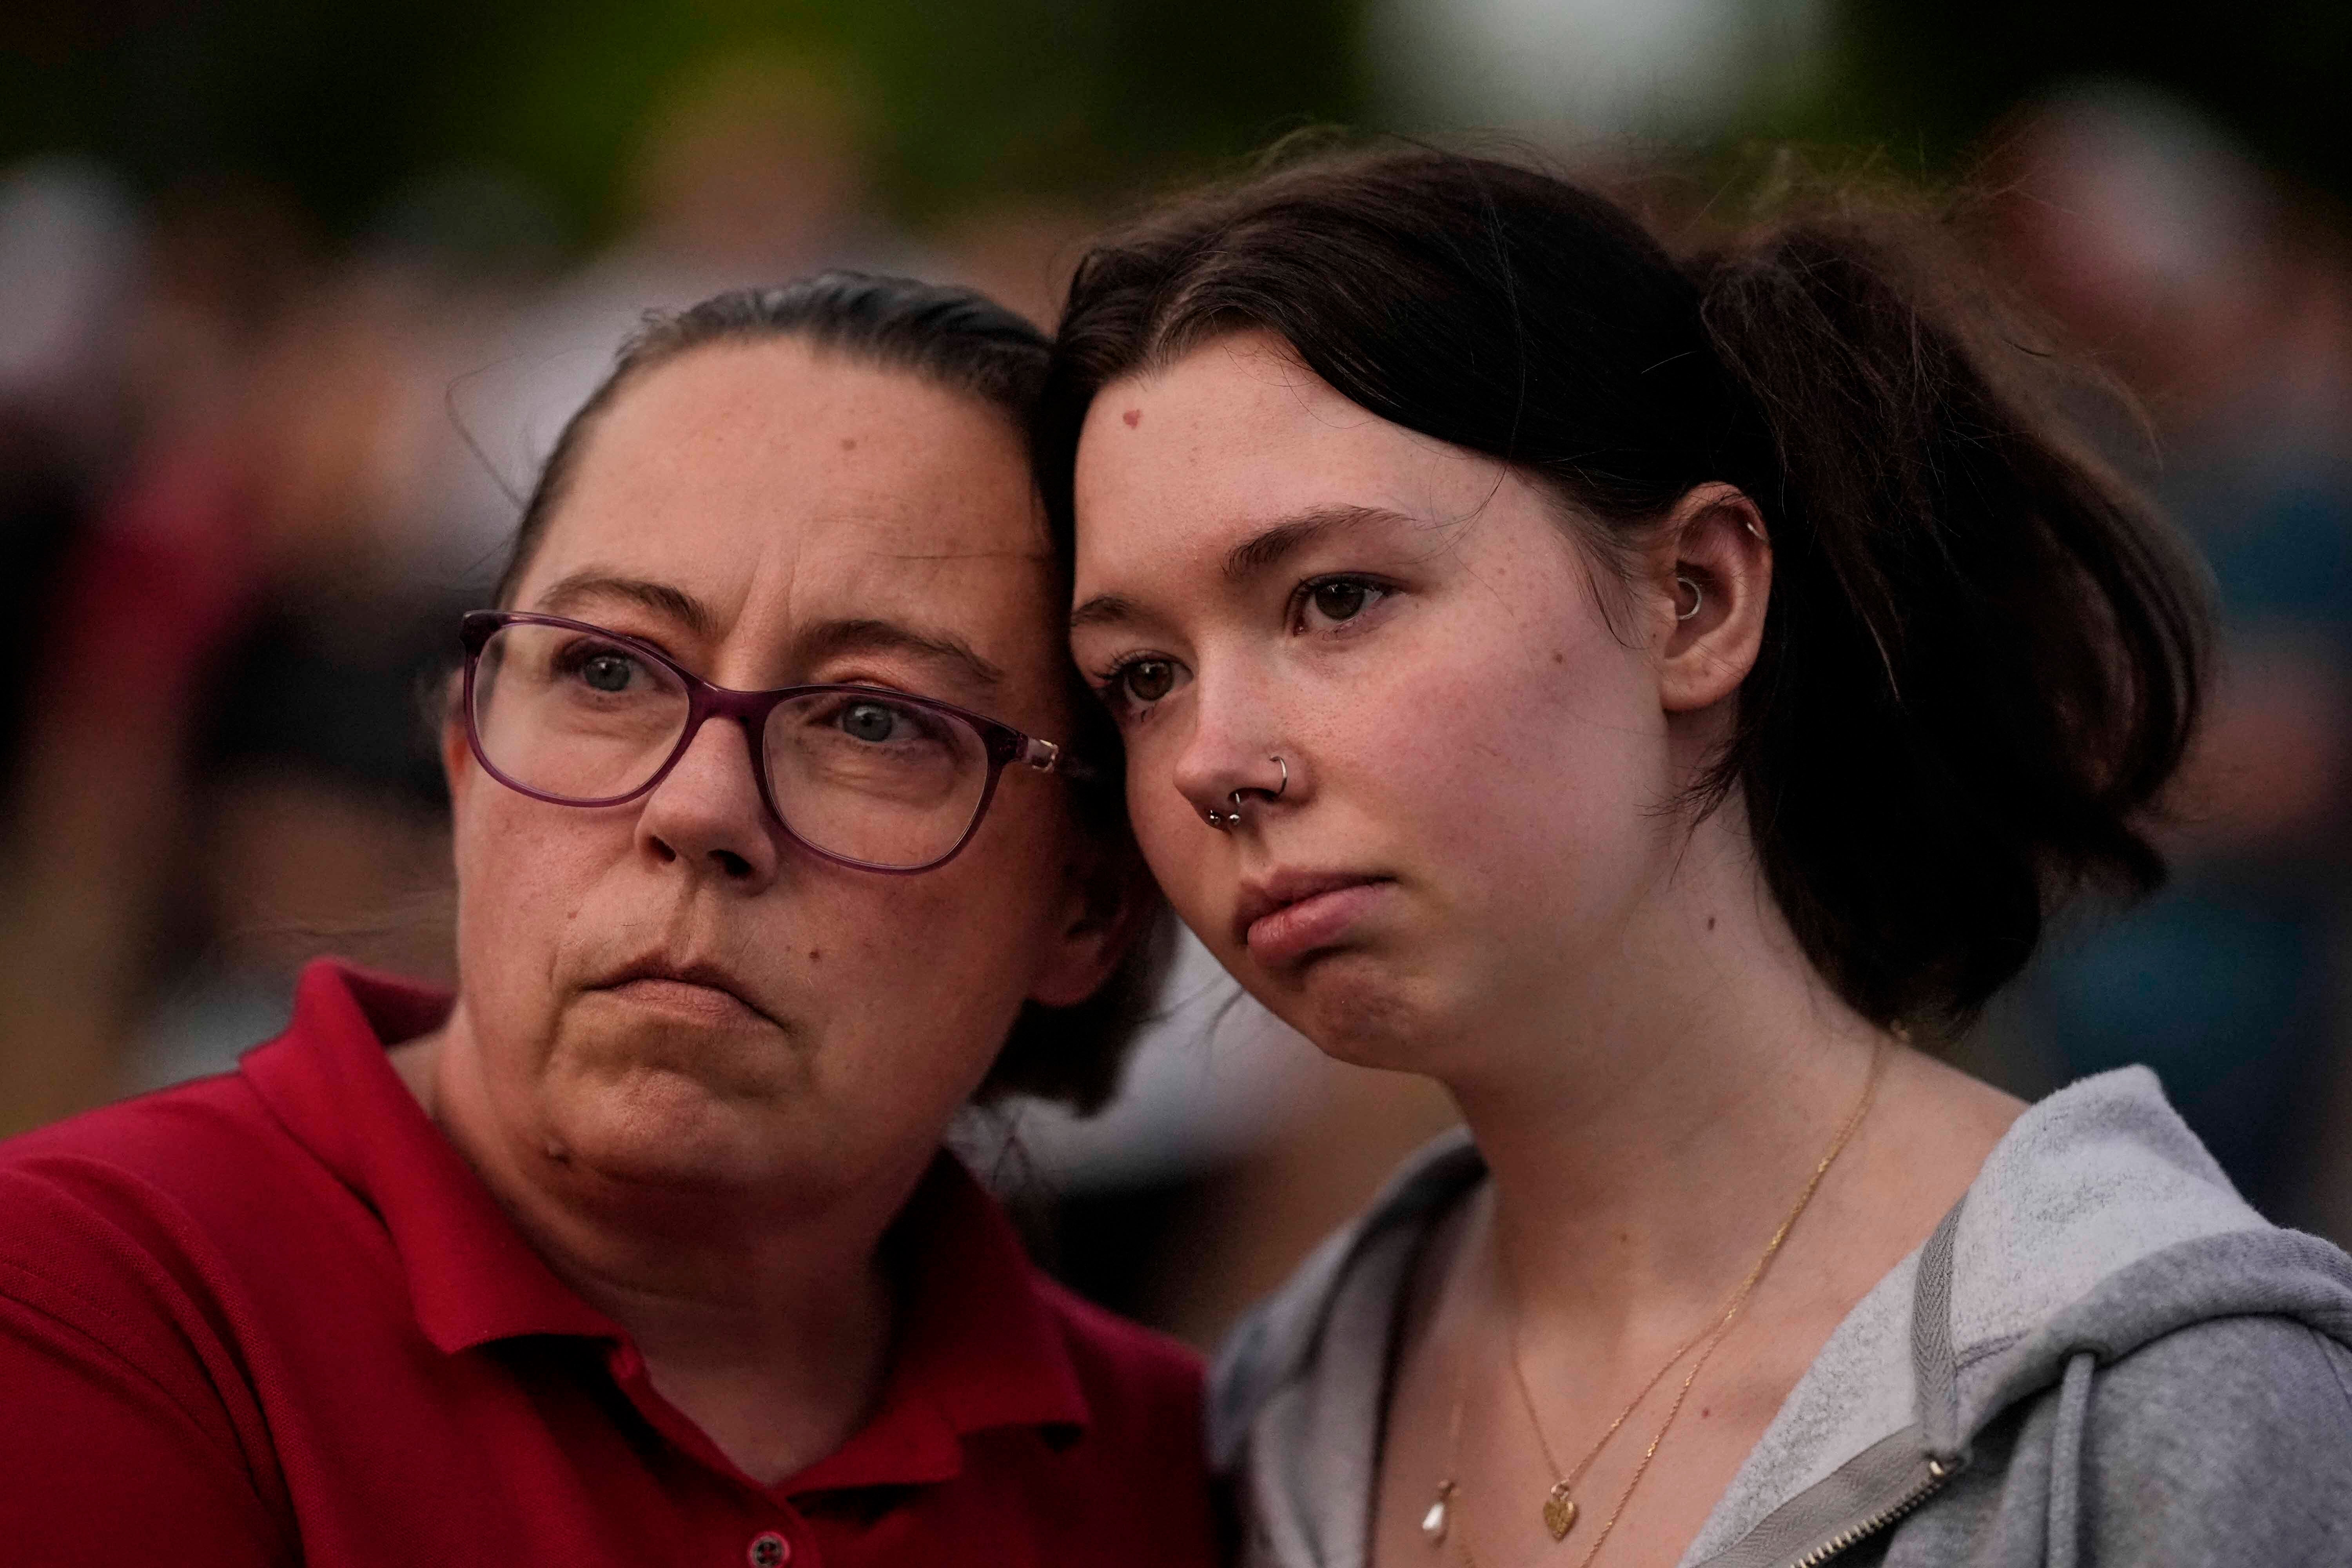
[1072,336,1503,579]
[516,341,1060,686]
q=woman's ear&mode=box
[1028,829,1158,1010]
[1648,483,1772,714]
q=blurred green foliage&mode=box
[1808,0,2352,203]
[3,0,2345,250]
[0,0,1370,245]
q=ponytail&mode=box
[1691,223,2207,1024]
[1041,146,2211,1031]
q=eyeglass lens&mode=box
[470,620,993,869]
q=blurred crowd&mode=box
[0,60,2346,1343]
[1984,84,2352,1238]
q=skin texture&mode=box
[393,338,1131,1484]
[1069,332,2024,1568]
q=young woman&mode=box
[0,275,1218,1567]
[1046,150,2352,1568]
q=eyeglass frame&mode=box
[458,609,1080,875]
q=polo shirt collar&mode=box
[239,960,1092,1481]
[785,1153,1092,1492]
[241,960,619,1350]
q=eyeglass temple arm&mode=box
[1017,736,1107,786]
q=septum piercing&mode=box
[1204,755,1287,831]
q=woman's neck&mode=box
[1437,806,1906,1349]
[392,1010,906,1485]
[1367,807,2024,1568]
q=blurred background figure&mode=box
[1985,84,2352,1231]
[442,48,902,549]
[0,0,2345,1348]
[0,154,149,1128]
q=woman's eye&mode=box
[1314,581,1368,621]
[1120,659,1177,704]
[1299,577,1387,629]
[575,652,639,692]
[838,702,903,743]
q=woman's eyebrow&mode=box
[1069,593,1140,632]
[1221,505,1411,582]
[533,571,715,636]
[1069,505,1414,632]
[797,617,1005,691]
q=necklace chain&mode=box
[1433,1038,1890,1568]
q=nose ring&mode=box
[1227,755,1287,810]
[1205,756,1288,831]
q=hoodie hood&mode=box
[1209,1067,2352,1568]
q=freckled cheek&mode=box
[1349,649,1633,865]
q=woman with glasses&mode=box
[1048,150,2352,1568]
[0,275,1220,1567]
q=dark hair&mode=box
[1040,148,2210,1033]
[488,270,1169,1111]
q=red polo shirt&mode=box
[0,962,1220,1568]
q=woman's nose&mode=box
[634,716,784,889]
[1169,670,1292,830]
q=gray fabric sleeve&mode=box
[2075,1315,2352,1566]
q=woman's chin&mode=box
[1275,960,1446,1074]
[535,1065,822,1198]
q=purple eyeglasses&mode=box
[459,610,1076,874]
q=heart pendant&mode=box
[1543,1482,1578,1541]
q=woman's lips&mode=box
[599,976,769,1027]
[1243,878,1392,966]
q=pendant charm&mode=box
[1543,1481,1578,1541]
[1422,1480,1455,1546]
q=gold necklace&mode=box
[1424,1039,1888,1563]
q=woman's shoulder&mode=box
[1209,1129,1483,1463]
[0,1062,358,1369]
[0,1068,303,1252]
[2090,1306,2352,1456]
[1886,1307,2352,1568]
[0,1073,328,1540]
[2080,1314,2352,1562]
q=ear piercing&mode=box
[1675,573,1703,622]
[1203,755,1287,831]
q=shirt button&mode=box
[747,1532,791,1567]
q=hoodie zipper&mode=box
[1782,1456,1960,1568]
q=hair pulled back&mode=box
[495,271,1053,605]
[1039,148,2209,1032]
[484,270,1166,1111]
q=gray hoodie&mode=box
[1210,1068,2352,1567]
